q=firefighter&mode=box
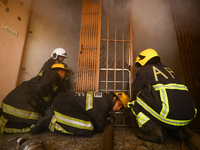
[31,91,130,136]
[39,48,68,73]
[127,48,197,143]
[0,63,70,134]
[39,48,72,91]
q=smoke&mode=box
[127,0,183,78]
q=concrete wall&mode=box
[130,0,184,81]
[0,0,32,105]
[18,0,82,84]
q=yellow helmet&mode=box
[115,92,130,111]
[135,48,161,67]
[51,63,71,76]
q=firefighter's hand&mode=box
[107,115,115,124]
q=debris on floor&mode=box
[0,126,195,150]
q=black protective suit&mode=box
[39,58,70,90]
[0,70,65,134]
[48,91,115,136]
[128,62,197,131]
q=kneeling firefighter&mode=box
[128,48,197,143]
[0,63,70,134]
[31,91,130,136]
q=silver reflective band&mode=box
[86,92,93,110]
[137,112,150,127]
[55,111,93,130]
[159,89,169,117]
[2,103,40,120]
[153,83,188,91]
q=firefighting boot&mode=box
[168,129,187,141]
[137,128,165,143]
[31,107,54,134]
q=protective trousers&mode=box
[49,97,94,137]
[0,115,33,134]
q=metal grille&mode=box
[76,0,135,126]
[76,0,102,92]
[99,0,135,126]
[99,0,134,99]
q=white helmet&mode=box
[51,48,67,59]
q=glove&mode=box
[107,113,116,124]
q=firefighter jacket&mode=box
[39,58,70,90]
[1,70,65,125]
[49,91,115,136]
[128,62,197,128]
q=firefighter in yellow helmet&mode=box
[115,92,130,112]
[31,91,130,136]
[38,48,72,91]
[0,63,70,134]
[128,48,197,143]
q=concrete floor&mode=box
[0,126,192,150]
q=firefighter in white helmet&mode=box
[39,48,68,73]
[39,48,72,91]
[31,91,130,136]
[127,48,197,143]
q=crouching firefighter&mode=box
[31,91,130,136]
[0,63,70,134]
[128,49,197,143]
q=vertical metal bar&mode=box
[86,0,90,91]
[95,0,102,92]
[129,10,134,98]
[114,0,116,93]
[91,0,94,91]
[76,0,86,91]
[83,1,87,91]
[122,0,125,92]
[106,0,109,93]
[93,0,97,91]
[92,0,97,91]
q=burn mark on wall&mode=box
[5,7,9,12]
[17,17,21,21]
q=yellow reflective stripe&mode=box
[137,97,194,126]
[38,71,43,76]
[159,89,169,117]
[49,115,56,132]
[54,111,93,130]
[137,112,150,127]
[43,94,52,102]
[127,101,135,108]
[130,108,136,116]
[2,103,41,120]
[152,83,188,118]
[86,92,93,111]
[4,124,34,134]
[153,83,188,91]
[128,107,150,128]
[127,102,136,115]
[54,122,73,134]
[49,115,73,134]
[0,116,8,134]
